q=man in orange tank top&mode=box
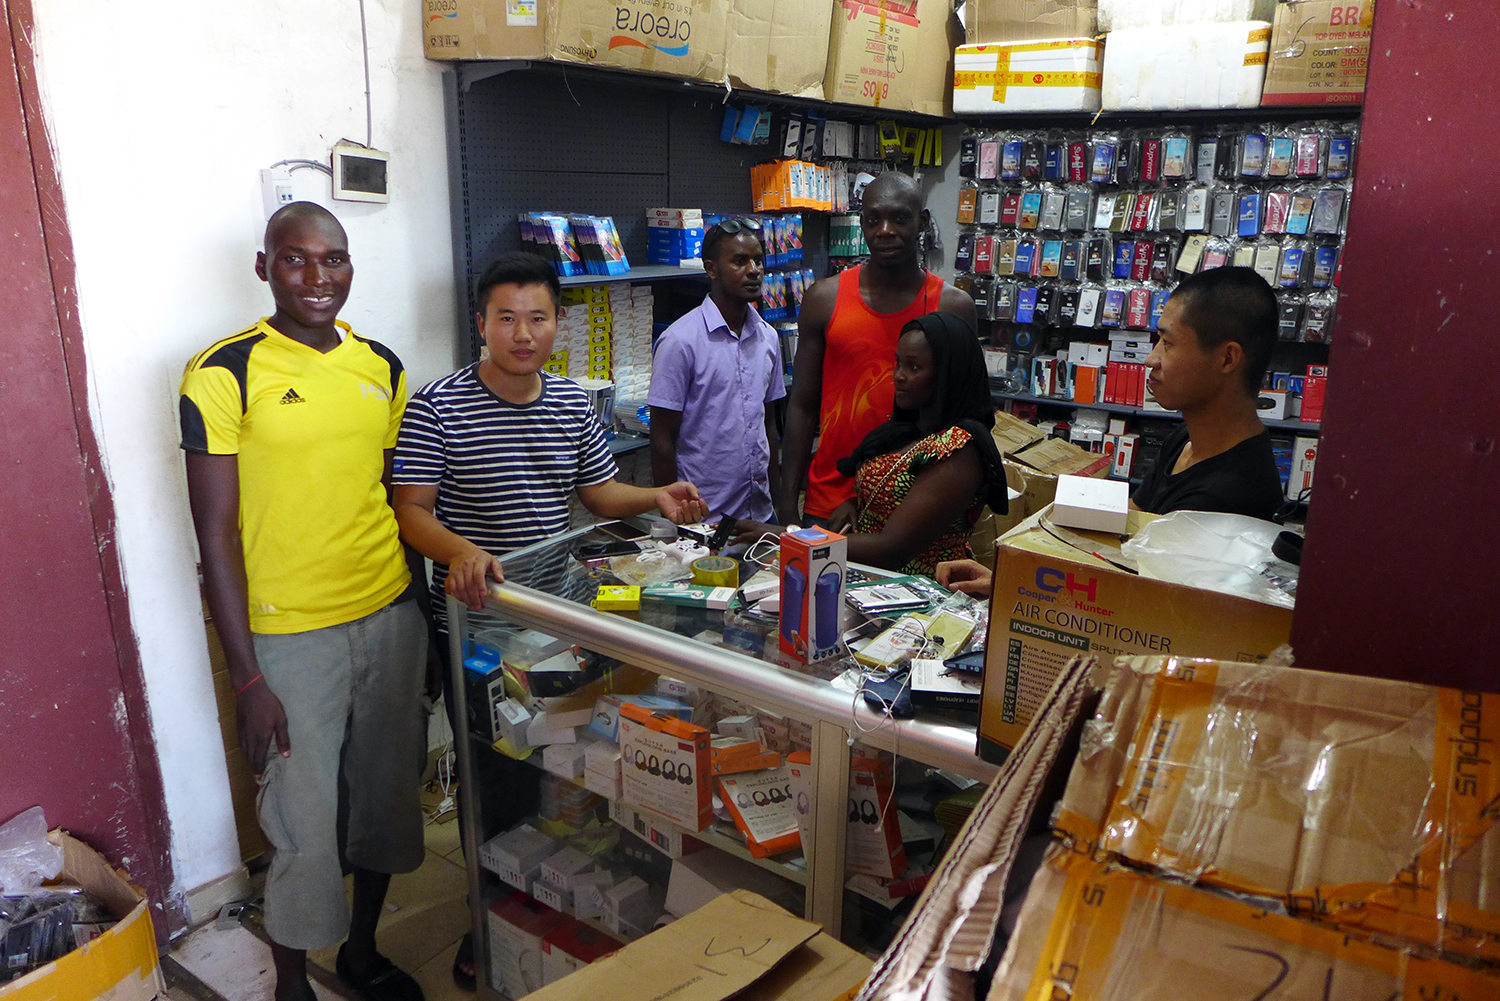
[776,173,976,524]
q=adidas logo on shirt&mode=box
[280,388,306,405]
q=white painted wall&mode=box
[29,1,460,902]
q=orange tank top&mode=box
[804,265,947,518]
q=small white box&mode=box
[583,739,623,799]
[571,870,617,921]
[603,875,652,934]
[530,878,571,915]
[479,825,559,891]
[717,715,758,741]
[542,740,589,781]
[1257,389,1290,420]
[1287,435,1318,502]
[494,698,532,749]
[1052,474,1130,534]
[1073,342,1110,367]
[526,710,577,746]
[1113,434,1139,479]
[539,846,594,890]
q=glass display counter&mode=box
[446,519,1000,999]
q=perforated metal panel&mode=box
[445,64,819,361]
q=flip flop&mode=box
[452,933,476,992]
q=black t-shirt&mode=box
[1131,425,1284,522]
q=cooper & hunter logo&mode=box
[610,5,692,57]
[1034,567,1097,604]
[280,388,306,405]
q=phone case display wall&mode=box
[446,522,1000,997]
[953,119,1356,421]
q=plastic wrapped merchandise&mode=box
[1121,509,1296,607]
[0,808,63,894]
[1052,655,1500,964]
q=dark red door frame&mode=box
[2,0,177,936]
[1292,0,1500,688]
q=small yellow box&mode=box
[593,585,640,611]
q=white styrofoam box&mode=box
[1098,0,1275,31]
[1102,21,1270,110]
[954,39,1103,114]
[1052,474,1131,534]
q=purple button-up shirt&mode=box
[647,296,786,521]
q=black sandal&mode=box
[336,945,424,1001]
[452,933,476,992]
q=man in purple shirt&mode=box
[649,220,785,521]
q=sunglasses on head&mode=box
[715,218,763,235]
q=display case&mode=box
[446,519,1000,998]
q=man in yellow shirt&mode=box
[181,203,425,1001]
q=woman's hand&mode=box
[826,499,858,534]
[936,558,993,598]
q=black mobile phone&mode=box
[574,540,641,560]
[708,517,737,551]
[601,521,648,542]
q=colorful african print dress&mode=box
[852,426,980,577]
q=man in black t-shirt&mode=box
[1130,267,1285,521]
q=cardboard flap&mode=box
[522,890,819,1001]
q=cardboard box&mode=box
[990,850,1498,1001]
[978,510,1294,759]
[1102,21,1272,110]
[824,0,961,117]
[990,408,1048,457]
[1010,436,1113,478]
[1054,655,1500,961]
[0,833,163,1001]
[1261,0,1372,105]
[778,526,845,663]
[725,0,832,98]
[953,39,1103,114]
[964,0,1097,44]
[619,704,713,830]
[522,890,869,1001]
[424,0,729,84]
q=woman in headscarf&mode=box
[735,312,1008,576]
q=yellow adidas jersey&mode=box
[180,319,410,634]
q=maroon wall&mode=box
[1,0,174,928]
[1292,0,1500,688]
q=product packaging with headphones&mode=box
[716,765,802,858]
[618,702,712,831]
[786,751,907,879]
[778,526,846,663]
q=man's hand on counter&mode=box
[936,559,994,599]
[445,542,506,610]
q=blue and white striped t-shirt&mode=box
[393,366,616,629]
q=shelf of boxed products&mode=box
[955,106,1364,127]
[557,265,707,287]
[491,735,812,889]
[989,387,1322,434]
